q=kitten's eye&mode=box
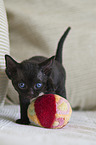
[35,83,42,89]
[18,82,26,89]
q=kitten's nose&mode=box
[28,88,34,95]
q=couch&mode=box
[0,0,96,145]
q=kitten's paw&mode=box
[16,119,30,125]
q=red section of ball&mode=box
[34,94,56,128]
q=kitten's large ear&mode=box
[5,55,18,79]
[39,56,55,75]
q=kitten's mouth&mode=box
[28,92,44,102]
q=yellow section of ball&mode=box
[27,100,41,127]
[55,94,61,103]
[58,102,68,111]
[52,121,59,127]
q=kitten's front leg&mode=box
[16,95,30,125]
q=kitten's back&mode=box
[28,56,47,64]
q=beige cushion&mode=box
[4,0,96,109]
[0,105,96,145]
[0,0,9,106]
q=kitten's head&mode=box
[5,55,55,100]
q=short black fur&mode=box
[5,27,71,125]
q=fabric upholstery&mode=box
[0,0,9,106]
[4,0,96,110]
[0,105,96,145]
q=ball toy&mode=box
[27,94,72,129]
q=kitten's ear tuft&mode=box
[5,55,18,79]
[39,56,55,75]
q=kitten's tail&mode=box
[55,27,71,64]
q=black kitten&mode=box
[5,27,71,125]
